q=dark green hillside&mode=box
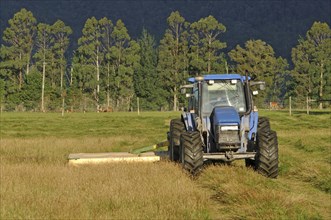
[1,0,330,59]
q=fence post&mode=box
[306,96,309,115]
[137,97,140,116]
[289,96,292,116]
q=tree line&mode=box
[0,9,330,112]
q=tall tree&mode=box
[110,19,140,111]
[292,22,331,109]
[190,15,227,74]
[52,20,72,90]
[69,51,85,110]
[2,8,36,89]
[0,45,19,110]
[134,29,164,110]
[269,57,291,104]
[229,39,287,105]
[99,17,114,109]
[52,20,72,114]
[77,17,103,111]
[34,23,54,112]
[157,11,189,111]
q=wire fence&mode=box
[265,96,331,115]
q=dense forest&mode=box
[2,1,330,59]
[0,6,330,112]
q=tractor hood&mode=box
[211,106,240,127]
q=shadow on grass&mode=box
[274,109,331,115]
[307,110,331,115]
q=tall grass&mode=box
[1,110,330,219]
[1,162,212,219]
[1,112,213,219]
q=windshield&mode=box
[202,80,246,116]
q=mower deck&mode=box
[68,152,160,166]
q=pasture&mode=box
[1,110,330,219]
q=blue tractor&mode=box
[168,73,278,178]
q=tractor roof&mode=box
[188,74,249,83]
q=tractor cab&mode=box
[202,77,247,116]
[186,74,250,115]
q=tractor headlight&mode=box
[220,125,239,131]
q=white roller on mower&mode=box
[68,141,168,166]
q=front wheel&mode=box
[245,117,272,169]
[180,131,204,175]
[255,130,279,178]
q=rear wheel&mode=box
[257,117,270,131]
[180,131,204,175]
[255,129,279,178]
[169,119,185,161]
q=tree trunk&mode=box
[137,97,140,115]
[319,62,324,109]
[70,66,73,86]
[62,95,65,117]
[173,86,177,111]
[19,52,23,89]
[60,57,64,90]
[308,75,312,96]
[26,42,34,76]
[26,62,30,76]
[306,95,309,115]
[26,48,32,75]
[51,56,56,87]
[96,50,100,112]
[208,37,211,73]
[176,24,179,56]
[41,61,46,112]
[61,56,65,116]
[107,62,110,108]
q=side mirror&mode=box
[250,81,265,90]
[180,84,193,94]
[259,83,265,90]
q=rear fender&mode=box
[249,111,258,141]
[239,111,258,152]
[203,116,211,153]
[239,115,250,152]
[181,112,196,132]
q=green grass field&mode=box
[1,110,330,219]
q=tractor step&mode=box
[68,152,160,166]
